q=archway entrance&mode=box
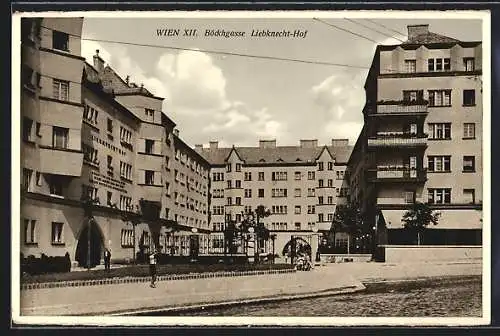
[282,236,312,263]
[75,220,104,268]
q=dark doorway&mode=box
[75,220,104,268]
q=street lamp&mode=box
[312,227,321,262]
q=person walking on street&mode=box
[104,248,111,271]
[149,248,158,288]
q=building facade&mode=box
[196,139,352,261]
[20,18,211,267]
[348,25,482,261]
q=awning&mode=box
[381,208,483,230]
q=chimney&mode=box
[299,139,318,148]
[259,140,276,149]
[195,144,203,151]
[209,141,218,150]
[407,24,429,40]
[125,75,130,85]
[331,139,349,147]
[93,49,105,73]
[173,129,179,137]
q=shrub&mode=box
[21,253,72,276]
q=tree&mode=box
[330,203,363,253]
[401,202,440,245]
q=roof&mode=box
[197,145,353,166]
[100,65,164,100]
[403,31,460,45]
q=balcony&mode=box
[369,101,428,116]
[137,184,163,202]
[368,132,428,148]
[39,146,83,176]
[367,167,427,183]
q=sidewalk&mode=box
[20,267,364,316]
[20,260,482,316]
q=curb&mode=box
[21,268,296,291]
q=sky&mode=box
[80,14,483,148]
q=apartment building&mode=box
[196,139,352,261]
[20,18,211,267]
[348,25,482,261]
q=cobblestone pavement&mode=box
[19,260,482,316]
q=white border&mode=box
[12,10,491,327]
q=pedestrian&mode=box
[149,248,158,288]
[104,248,111,271]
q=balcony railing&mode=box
[370,101,428,115]
[39,146,83,177]
[368,133,428,147]
[367,167,427,183]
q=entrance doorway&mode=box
[75,220,104,268]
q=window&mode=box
[226,164,232,172]
[212,206,224,215]
[52,126,68,148]
[308,205,315,214]
[121,229,134,247]
[328,162,333,170]
[48,175,64,196]
[244,189,252,198]
[327,179,333,187]
[428,90,451,107]
[336,171,345,180]
[318,162,324,171]
[428,58,450,72]
[258,172,264,181]
[463,189,476,204]
[404,59,416,73]
[22,168,33,192]
[145,108,154,117]
[52,79,69,101]
[107,191,113,206]
[318,179,324,188]
[235,164,241,172]
[145,139,154,154]
[106,118,113,134]
[22,117,33,142]
[107,155,113,176]
[404,191,416,204]
[463,156,475,172]
[294,206,301,214]
[295,222,301,230]
[428,123,451,140]
[213,172,224,181]
[235,180,241,188]
[52,30,69,51]
[463,90,476,106]
[119,161,133,180]
[119,195,132,211]
[258,189,265,198]
[464,58,475,71]
[272,171,287,181]
[35,172,42,186]
[318,196,324,205]
[24,219,37,244]
[294,188,301,197]
[244,172,252,181]
[244,206,252,214]
[36,122,41,137]
[464,123,475,139]
[272,188,288,197]
[428,156,451,172]
[327,213,334,222]
[428,188,451,204]
[295,171,301,180]
[307,188,315,197]
[327,196,333,204]
[145,170,155,185]
[403,90,424,102]
[235,197,241,206]
[318,214,324,222]
[51,222,64,244]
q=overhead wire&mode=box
[344,18,406,43]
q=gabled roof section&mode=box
[197,143,353,166]
[224,146,245,163]
[315,145,335,161]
